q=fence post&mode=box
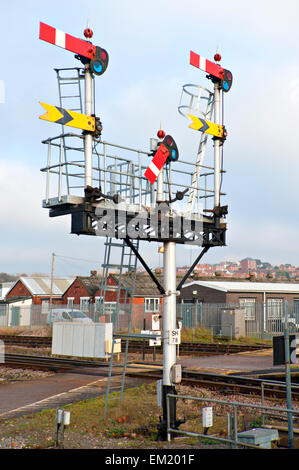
[227,412,232,449]
[233,405,238,448]
[261,382,265,425]
[284,301,294,449]
[166,394,171,446]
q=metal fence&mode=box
[177,301,299,339]
[166,392,299,449]
[0,300,298,339]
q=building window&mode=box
[145,298,160,313]
[267,298,283,319]
[294,300,299,318]
[41,300,49,314]
[80,297,90,313]
[67,297,74,310]
[239,298,256,320]
[103,302,116,315]
[94,296,103,313]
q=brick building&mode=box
[178,279,299,329]
[61,272,103,313]
[240,258,257,272]
[179,279,299,305]
[6,277,73,309]
[61,272,166,318]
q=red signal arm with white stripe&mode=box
[190,50,224,80]
[39,22,96,59]
[144,143,169,184]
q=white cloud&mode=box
[0,160,67,231]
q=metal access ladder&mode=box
[186,92,215,214]
[54,67,86,195]
[102,237,139,415]
[55,67,84,113]
[178,84,215,214]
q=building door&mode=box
[11,306,20,326]
[182,302,202,328]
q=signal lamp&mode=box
[91,46,109,76]
[163,135,179,164]
[221,69,233,93]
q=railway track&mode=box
[2,353,299,402]
[3,353,109,371]
[127,366,299,401]
[0,335,271,355]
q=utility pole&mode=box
[49,252,55,321]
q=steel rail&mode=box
[0,335,271,353]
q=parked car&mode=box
[47,309,93,324]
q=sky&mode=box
[0,0,299,277]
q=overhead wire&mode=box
[53,254,101,278]
[54,253,99,263]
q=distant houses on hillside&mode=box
[179,257,299,280]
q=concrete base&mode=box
[238,427,279,448]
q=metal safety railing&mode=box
[40,133,225,216]
[261,381,299,424]
[166,393,299,449]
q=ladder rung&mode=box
[59,79,82,83]
[60,95,81,99]
[104,242,125,247]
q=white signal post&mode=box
[84,26,94,188]
[163,241,177,387]
[84,65,93,187]
[152,129,179,437]
[214,79,221,208]
[156,129,165,203]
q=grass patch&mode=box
[180,327,271,346]
[0,382,239,449]
[0,383,168,448]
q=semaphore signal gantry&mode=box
[38,21,233,440]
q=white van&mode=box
[47,309,93,325]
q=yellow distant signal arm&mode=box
[39,102,96,132]
[188,114,226,139]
